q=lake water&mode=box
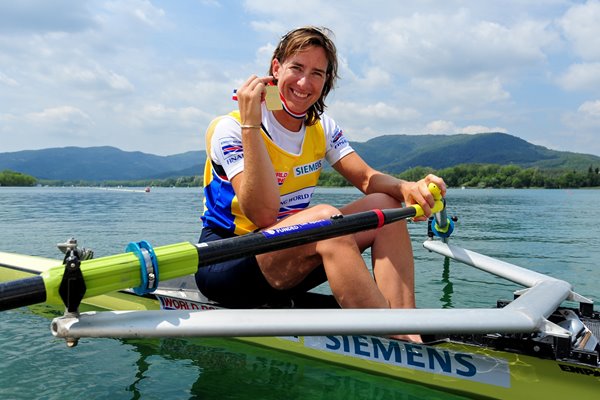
[0,186,598,399]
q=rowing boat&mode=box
[0,187,598,399]
[1,242,598,398]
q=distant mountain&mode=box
[350,132,600,172]
[1,133,598,181]
[0,146,205,181]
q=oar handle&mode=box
[428,183,454,239]
[411,183,444,218]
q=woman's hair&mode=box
[269,26,339,126]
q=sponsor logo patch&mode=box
[220,138,244,165]
[331,126,348,149]
[276,171,288,186]
[262,219,332,238]
[294,159,323,177]
[276,187,315,218]
[305,336,511,387]
[158,295,219,311]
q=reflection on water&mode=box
[440,256,454,309]
[1,308,465,400]
[122,337,463,400]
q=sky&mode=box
[1,0,600,157]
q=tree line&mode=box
[0,170,37,186]
[2,164,600,188]
[318,163,600,189]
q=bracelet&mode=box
[240,124,261,130]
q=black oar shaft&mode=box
[0,205,420,312]
[195,207,416,266]
[0,276,46,311]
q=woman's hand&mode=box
[236,75,273,126]
[402,174,447,221]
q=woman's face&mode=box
[272,45,328,114]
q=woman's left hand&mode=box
[402,174,446,221]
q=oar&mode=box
[0,184,444,312]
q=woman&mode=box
[196,26,445,341]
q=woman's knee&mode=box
[309,203,343,219]
[315,229,359,258]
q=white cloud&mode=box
[460,125,508,134]
[103,0,167,30]
[578,100,600,117]
[558,62,600,92]
[21,106,94,139]
[411,75,510,105]
[344,66,393,90]
[133,6,165,27]
[250,20,286,36]
[330,101,419,121]
[26,106,90,124]
[425,120,456,134]
[424,120,507,135]
[137,104,210,127]
[368,9,556,79]
[255,43,276,69]
[559,99,600,154]
[0,112,17,123]
[1,1,599,156]
[328,101,420,140]
[0,71,18,86]
[554,2,600,97]
[559,0,600,62]
[55,64,135,93]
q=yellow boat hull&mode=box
[1,251,598,399]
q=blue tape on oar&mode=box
[126,240,159,295]
[431,218,454,239]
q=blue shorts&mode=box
[194,226,330,308]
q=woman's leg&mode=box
[340,193,421,342]
[339,193,417,309]
[257,196,421,341]
[256,204,389,308]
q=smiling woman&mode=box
[194,26,446,343]
[268,26,339,127]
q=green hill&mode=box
[0,146,205,181]
[0,133,598,181]
[350,132,599,173]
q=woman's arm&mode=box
[333,152,446,218]
[230,75,280,228]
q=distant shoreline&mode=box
[3,162,600,189]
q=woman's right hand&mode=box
[236,75,273,126]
